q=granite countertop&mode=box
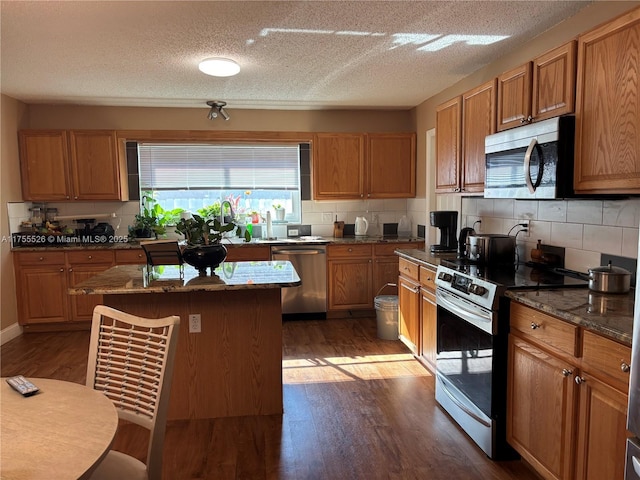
[395,248,458,268]
[13,236,425,252]
[68,261,301,295]
[507,288,634,346]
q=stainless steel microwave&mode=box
[484,116,575,199]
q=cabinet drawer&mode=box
[582,330,631,387]
[115,248,146,264]
[225,245,271,261]
[399,257,419,282]
[66,250,114,264]
[510,302,579,357]
[374,243,402,256]
[15,251,65,266]
[419,265,437,291]
[327,244,372,258]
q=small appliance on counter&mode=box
[355,216,369,236]
[429,210,457,253]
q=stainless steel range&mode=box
[434,260,588,459]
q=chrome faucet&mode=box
[220,200,235,224]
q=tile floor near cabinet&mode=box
[1,317,539,480]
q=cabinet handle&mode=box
[574,376,586,385]
[621,362,631,373]
[38,257,44,261]
[66,196,70,199]
[68,268,73,272]
[348,248,353,252]
[562,369,572,377]
[59,268,64,272]
[530,322,540,329]
[88,255,92,259]
[74,196,78,199]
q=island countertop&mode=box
[68,260,301,295]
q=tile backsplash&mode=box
[461,197,640,272]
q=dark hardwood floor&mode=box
[1,317,541,479]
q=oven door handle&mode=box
[437,375,492,428]
[436,289,495,335]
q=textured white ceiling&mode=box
[1,0,589,110]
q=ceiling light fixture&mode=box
[198,57,240,77]
[207,100,230,121]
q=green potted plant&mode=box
[128,195,170,239]
[175,214,251,275]
[273,203,285,221]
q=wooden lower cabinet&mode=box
[398,257,420,354]
[507,302,631,480]
[575,372,628,480]
[327,242,423,316]
[16,263,69,324]
[507,335,576,480]
[419,265,437,372]
[14,249,114,327]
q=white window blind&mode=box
[139,143,300,190]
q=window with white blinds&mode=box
[139,143,300,191]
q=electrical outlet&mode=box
[371,213,379,224]
[322,212,334,223]
[519,219,530,237]
[188,314,201,333]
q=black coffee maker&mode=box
[429,211,458,253]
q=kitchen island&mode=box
[69,261,301,420]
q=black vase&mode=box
[182,244,228,276]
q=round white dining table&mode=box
[1,377,119,480]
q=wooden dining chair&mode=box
[86,305,180,480]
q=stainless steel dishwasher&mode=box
[271,244,327,319]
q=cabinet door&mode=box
[69,130,124,200]
[497,63,532,131]
[18,130,71,201]
[420,288,436,371]
[461,79,496,193]
[68,265,110,321]
[574,373,628,480]
[507,335,575,480]
[16,266,69,324]
[398,275,420,354]
[313,133,365,199]
[372,256,399,298]
[532,41,576,123]
[435,96,462,193]
[327,258,373,310]
[575,8,640,194]
[367,133,416,198]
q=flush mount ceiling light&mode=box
[207,100,230,121]
[198,57,240,77]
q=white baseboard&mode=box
[0,322,22,345]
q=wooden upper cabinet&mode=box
[313,133,365,199]
[367,133,416,198]
[575,7,640,194]
[69,130,125,200]
[19,130,71,201]
[497,62,532,131]
[19,129,127,201]
[498,42,576,132]
[461,79,497,193]
[532,41,577,122]
[313,132,416,199]
[435,96,462,193]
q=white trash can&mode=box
[374,283,398,340]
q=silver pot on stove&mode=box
[465,234,516,264]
